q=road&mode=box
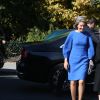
[0,62,98,100]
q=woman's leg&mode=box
[78,80,85,100]
[70,81,77,100]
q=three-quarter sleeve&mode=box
[88,35,95,59]
[63,32,73,60]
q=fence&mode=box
[5,40,23,58]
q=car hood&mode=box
[21,41,61,52]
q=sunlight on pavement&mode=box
[3,62,16,69]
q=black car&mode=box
[16,29,95,92]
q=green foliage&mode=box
[26,24,59,42]
[91,0,100,5]
[43,0,100,28]
[26,26,47,42]
[0,0,100,42]
[0,0,49,38]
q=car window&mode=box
[44,29,68,41]
[44,29,72,42]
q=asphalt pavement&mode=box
[0,60,98,100]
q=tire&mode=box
[0,52,4,68]
[48,63,69,93]
[17,72,26,79]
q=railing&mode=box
[5,40,23,58]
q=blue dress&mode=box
[63,30,94,80]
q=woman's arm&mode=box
[63,31,73,70]
[88,35,95,60]
[64,58,68,70]
[63,32,73,59]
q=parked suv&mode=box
[16,29,96,92]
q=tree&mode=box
[0,0,49,38]
[43,0,100,28]
[0,0,100,41]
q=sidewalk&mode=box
[3,62,16,69]
[3,55,20,69]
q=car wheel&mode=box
[0,52,4,68]
[48,63,69,93]
[17,72,25,79]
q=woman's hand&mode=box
[88,60,94,75]
[89,60,94,66]
[64,59,68,70]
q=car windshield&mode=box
[44,29,72,42]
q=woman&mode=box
[63,19,94,100]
